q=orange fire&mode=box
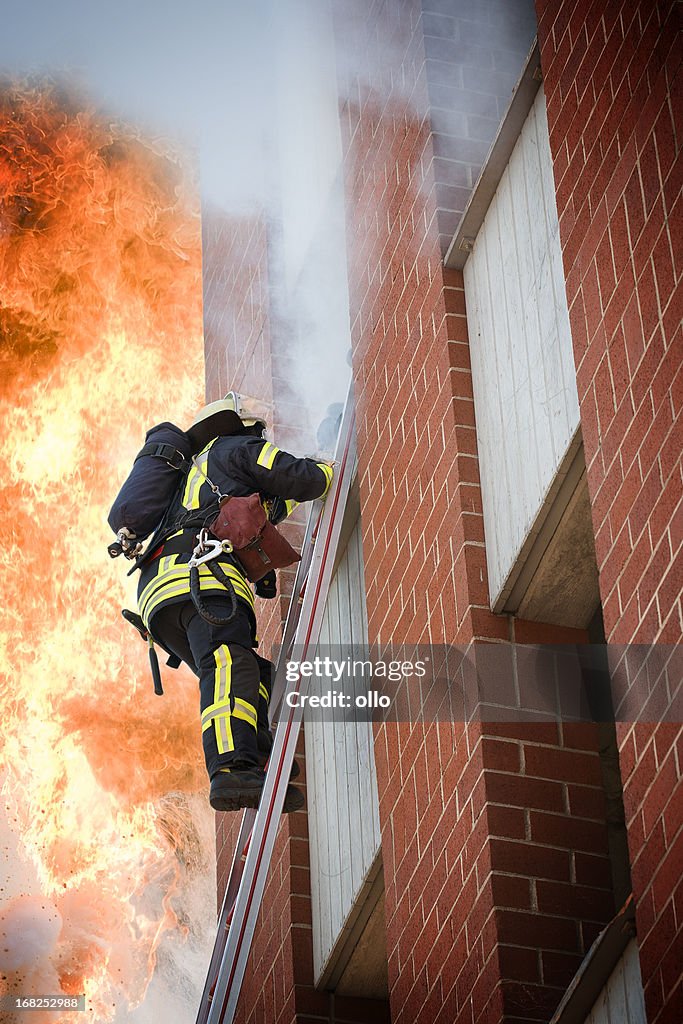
[0,77,209,1021]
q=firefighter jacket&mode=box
[137,434,333,631]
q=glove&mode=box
[255,570,277,599]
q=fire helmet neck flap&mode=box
[187,392,269,449]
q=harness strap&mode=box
[134,442,188,470]
[190,562,238,625]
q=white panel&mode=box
[333,556,354,920]
[586,987,610,1024]
[585,941,647,1024]
[622,940,647,1024]
[306,519,382,983]
[463,86,581,607]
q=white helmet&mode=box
[188,391,269,439]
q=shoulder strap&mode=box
[190,453,230,504]
[134,441,188,470]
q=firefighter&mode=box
[136,394,333,813]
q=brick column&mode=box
[536,1,682,1021]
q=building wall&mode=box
[422,0,537,254]
[535,2,682,1021]
[203,0,680,1021]
[336,3,618,1024]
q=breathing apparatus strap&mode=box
[134,442,188,470]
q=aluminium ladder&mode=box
[195,387,357,1024]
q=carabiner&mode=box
[188,530,234,569]
[188,539,223,568]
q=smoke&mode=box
[0,897,62,973]
[0,0,430,451]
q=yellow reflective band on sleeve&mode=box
[285,499,299,518]
[233,697,258,728]
[256,442,280,470]
[316,462,334,496]
[258,682,270,702]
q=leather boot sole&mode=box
[210,773,305,814]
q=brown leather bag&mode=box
[210,493,301,582]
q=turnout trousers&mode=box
[150,597,274,779]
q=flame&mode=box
[0,77,209,1021]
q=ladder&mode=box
[195,387,357,1024]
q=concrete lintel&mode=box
[443,38,542,271]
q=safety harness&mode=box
[187,529,238,626]
[114,440,302,692]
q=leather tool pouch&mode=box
[210,493,301,582]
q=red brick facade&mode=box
[202,1,680,1022]
[537,2,682,1020]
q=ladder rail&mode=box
[205,390,356,1024]
[194,809,255,1024]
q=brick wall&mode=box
[422,0,537,253]
[203,0,680,1020]
[337,1,617,1022]
[536,0,682,1020]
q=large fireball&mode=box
[0,77,209,1022]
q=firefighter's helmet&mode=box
[188,391,269,444]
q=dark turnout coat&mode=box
[136,433,333,631]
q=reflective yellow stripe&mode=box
[258,683,269,702]
[234,698,257,727]
[201,697,257,732]
[256,442,280,470]
[201,712,231,734]
[182,440,216,509]
[201,700,228,725]
[138,561,255,627]
[183,462,205,509]
[214,645,231,704]
[138,554,180,603]
[316,462,333,496]
[285,499,299,518]
[139,559,254,607]
[213,646,233,754]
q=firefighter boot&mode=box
[210,766,304,813]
